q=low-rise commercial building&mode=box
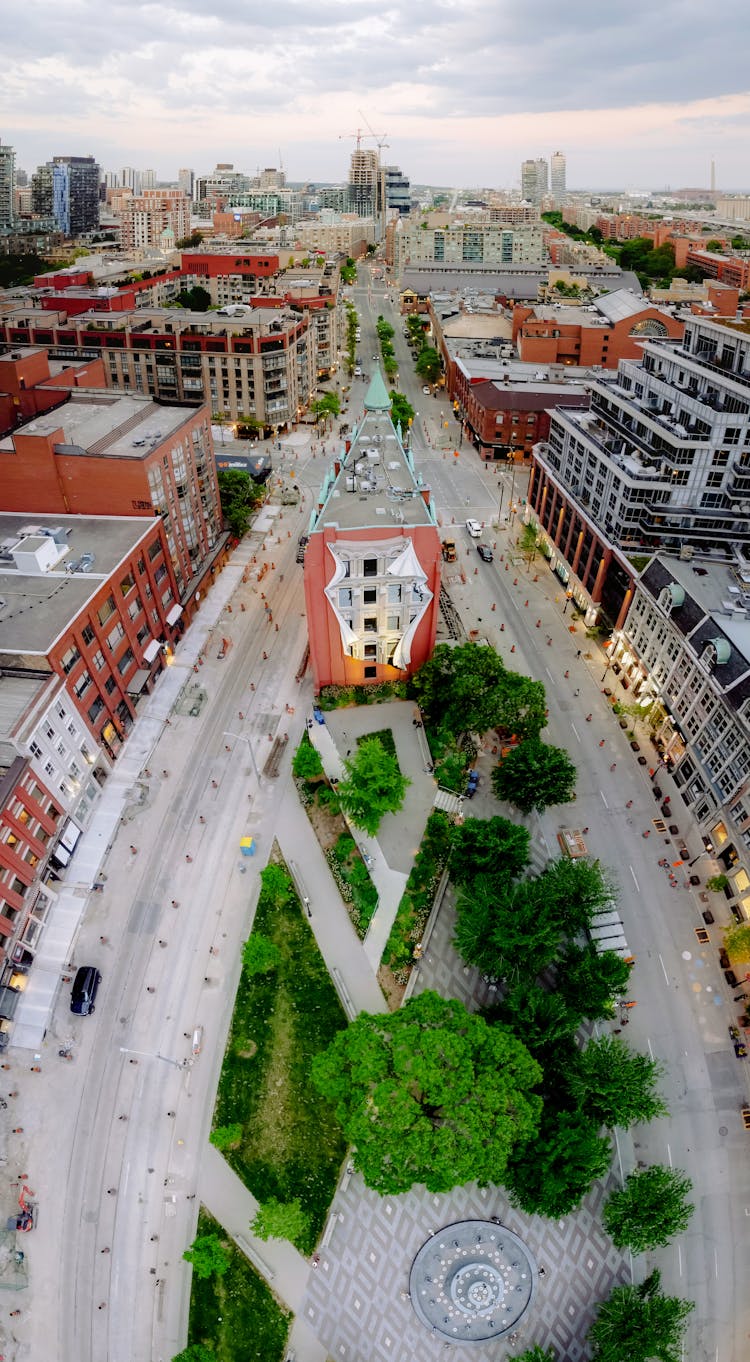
[393,221,546,276]
[513,290,684,369]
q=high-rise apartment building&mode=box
[550,151,566,207]
[348,148,382,220]
[119,188,190,251]
[30,163,53,217]
[528,314,750,627]
[384,165,411,215]
[47,156,100,235]
[177,167,194,200]
[0,141,16,230]
[521,158,548,205]
[142,168,156,190]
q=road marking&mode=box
[629,865,640,891]
[545,666,554,683]
[658,953,670,985]
[714,1246,719,1279]
[647,1037,654,1060]
[667,1142,673,1167]
[600,790,609,808]
[571,723,581,742]
[677,1243,683,1276]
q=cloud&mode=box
[2,0,749,186]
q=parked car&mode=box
[422,385,431,394]
[465,770,480,798]
[465,519,481,538]
[70,965,101,1016]
[477,544,493,563]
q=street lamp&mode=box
[223,731,262,786]
[119,1046,187,1071]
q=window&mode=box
[363,588,377,605]
[119,572,135,596]
[117,648,135,676]
[107,622,125,650]
[364,643,377,659]
[386,614,400,630]
[363,558,378,577]
[92,649,105,671]
[44,761,55,777]
[364,665,377,678]
[338,588,352,608]
[154,564,167,584]
[148,539,162,561]
[97,596,116,627]
[387,584,402,604]
[60,645,80,675]
[67,721,77,737]
[363,617,377,633]
[81,623,95,647]
[73,671,91,699]
[88,697,104,723]
[104,676,116,695]
[30,741,42,759]
[128,595,143,621]
[44,722,55,741]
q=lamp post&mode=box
[223,731,262,786]
[119,1046,187,1071]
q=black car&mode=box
[476,544,493,563]
[70,965,101,1016]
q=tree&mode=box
[506,1110,612,1218]
[259,862,294,909]
[569,1035,668,1129]
[176,230,205,249]
[217,469,257,538]
[415,345,442,383]
[491,738,576,814]
[337,737,410,836]
[389,389,415,429]
[705,239,723,252]
[312,392,340,426]
[251,1197,311,1249]
[175,284,211,311]
[411,642,547,741]
[209,1123,243,1151]
[312,990,542,1194]
[555,944,631,1022]
[242,932,281,976]
[603,1166,693,1254]
[723,921,750,959]
[292,734,324,780]
[587,1269,694,1362]
[491,979,577,1050]
[450,815,530,886]
[182,1233,230,1280]
[172,1345,215,1362]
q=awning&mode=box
[51,844,71,867]
[60,821,81,854]
[0,986,20,1020]
[166,603,183,626]
[143,638,161,664]
[126,668,150,695]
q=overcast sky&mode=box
[3,0,749,190]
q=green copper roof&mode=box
[364,366,391,412]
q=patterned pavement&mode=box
[300,886,631,1362]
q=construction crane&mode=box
[358,110,389,157]
[339,124,389,156]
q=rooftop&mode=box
[0,511,158,657]
[0,391,194,459]
[312,370,434,534]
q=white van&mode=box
[465,519,481,538]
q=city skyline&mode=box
[2,0,749,190]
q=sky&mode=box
[3,0,749,191]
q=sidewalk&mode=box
[12,539,259,1051]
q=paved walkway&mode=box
[307,700,437,970]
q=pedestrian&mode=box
[582,826,589,834]
[564,670,569,678]
[129,845,138,855]
[574,689,580,697]
[158,940,167,948]
[98,1303,106,1311]
[171,900,179,908]
[599,739,605,747]
[162,769,169,778]
[626,799,633,808]
[585,713,592,722]
[107,1187,117,1196]
[577,649,582,657]
[100,1247,110,1254]
[118,1114,127,1122]
[167,1110,175,1118]
[185,854,193,863]
[610,762,617,771]
[642,830,651,838]
[186,1193,196,1201]
[150,1235,158,1242]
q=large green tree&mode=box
[217,469,263,538]
[455,856,613,980]
[182,1233,230,1281]
[251,1197,311,1250]
[450,815,530,887]
[411,642,547,740]
[490,979,577,1050]
[491,738,577,814]
[587,1269,694,1362]
[555,944,631,1023]
[415,345,442,383]
[389,389,415,429]
[506,1110,612,1218]
[602,1166,693,1254]
[311,991,542,1194]
[569,1035,668,1129]
[337,736,410,836]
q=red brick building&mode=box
[513,289,683,369]
[304,372,441,690]
[0,390,225,607]
[462,377,589,460]
[0,346,107,436]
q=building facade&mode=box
[393,222,546,274]
[0,305,314,428]
[521,158,548,205]
[513,290,684,370]
[528,314,750,627]
[550,151,566,207]
[50,156,100,235]
[460,376,589,461]
[348,148,382,221]
[120,189,191,252]
[304,371,441,690]
[0,140,15,231]
[615,554,750,920]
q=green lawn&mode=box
[382,811,453,981]
[356,727,397,759]
[327,832,378,937]
[213,862,348,1253]
[184,1208,290,1362]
